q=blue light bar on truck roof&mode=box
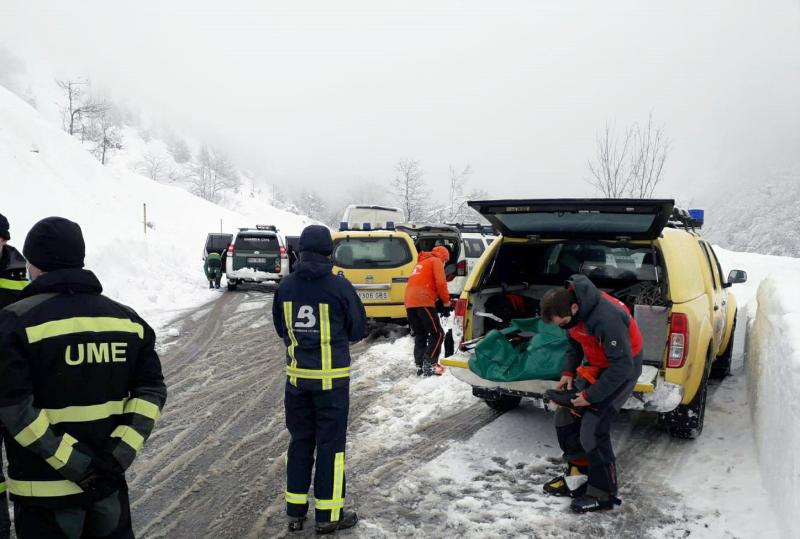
[688,209,704,226]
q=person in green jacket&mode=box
[204,251,224,289]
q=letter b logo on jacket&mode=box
[295,305,317,328]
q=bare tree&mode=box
[587,122,634,198]
[191,146,240,202]
[295,189,326,221]
[138,148,170,181]
[588,114,670,198]
[444,164,474,222]
[88,108,123,165]
[55,78,109,136]
[628,112,670,198]
[391,157,428,222]
[168,136,192,164]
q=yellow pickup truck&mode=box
[444,199,747,439]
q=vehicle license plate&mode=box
[358,291,389,301]
[248,257,267,264]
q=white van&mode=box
[341,205,405,230]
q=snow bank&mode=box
[747,277,800,538]
[715,247,800,539]
[0,85,311,328]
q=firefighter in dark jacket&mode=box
[540,274,643,513]
[272,225,366,535]
[0,217,167,538]
[0,213,28,539]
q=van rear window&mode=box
[464,238,486,258]
[235,235,279,251]
[333,238,412,268]
[415,237,460,262]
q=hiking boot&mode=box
[416,365,423,376]
[570,494,621,513]
[288,516,306,532]
[422,361,434,377]
[544,388,580,409]
[208,282,214,289]
[543,465,587,498]
[315,510,358,534]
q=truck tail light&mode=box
[453,298,469,348]
[456,259,467,277]
[279,246,287,259]
[227,244,235,256]
[667,313,689,368]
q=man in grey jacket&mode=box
[540,274,643,513]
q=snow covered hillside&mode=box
[700,169,800,257]
[0,85,314,326]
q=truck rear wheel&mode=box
[227,280,238,291]
[483,394,522,412]
[661,357,710,439]
[711,316,736,379]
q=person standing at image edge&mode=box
[0,213,29,539]
[404,245,451,376]
[0,216,167,538]
[272,225,366,534]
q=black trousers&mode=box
[554,366,641,499]
[406,307,443,367]
[285,382,349,524]
[0,439,9,539]
[13,488,133,539]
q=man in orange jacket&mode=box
[404,245,451,376]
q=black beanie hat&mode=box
[0,213,9,241]
[298,225,334,256]
[23,217,86,271]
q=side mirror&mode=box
[727,269,748,285]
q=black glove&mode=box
[76,455,124,499]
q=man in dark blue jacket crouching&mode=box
[272,225,366,534]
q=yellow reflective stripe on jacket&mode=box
[44,398,160,424]
[124,398,161,421]
[15,410,49,447]
[111,425,144,452]
[26,317,144,344]
[45,400,126,424]
[8,478,82,497]
[285,491,308,505]
[331,451,345,521]
[320,303,332,390]
[0,482,6,494]
[285,366,350,379]
[283,302,299,386]
[0,278,28,291]
[45,433,78,470]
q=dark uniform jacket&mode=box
[563,274,643,403]
[272,252,366,391]
[0,245,28,309]
[0,269,167,508]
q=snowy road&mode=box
[128,290,501,538]
[128,289,777,539]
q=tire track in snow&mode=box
[130,292,487,538]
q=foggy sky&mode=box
[1,0,799,202]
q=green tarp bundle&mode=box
[468,317,568,382]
